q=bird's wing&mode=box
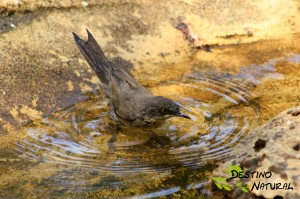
[111,68,148,91]
[110,69,151,121]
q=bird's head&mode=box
[141,96,191,121]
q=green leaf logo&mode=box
[212,177,226,182]
[215,182,223,189]
[223,185,232,191]
[213,164,250,193]
[225,164,244,178]
[241,187,249,193]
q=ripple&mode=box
[12,71,260,196]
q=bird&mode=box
[72,29,190,128]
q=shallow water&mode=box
[1,45,300,197]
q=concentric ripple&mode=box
[13,71,260,196]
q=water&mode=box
[6,72,258,196]
[1,51,299,197]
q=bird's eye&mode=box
[161,108,167,113]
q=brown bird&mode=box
[73,30,190,128]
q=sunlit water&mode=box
[3,53,299,198]
[11,72,261,197]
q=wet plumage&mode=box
[73,30,190,127]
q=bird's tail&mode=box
[73,29,111,85]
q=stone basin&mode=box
[0,0,299,198]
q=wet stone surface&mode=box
[0,0,300,198]
[213,106,300,199]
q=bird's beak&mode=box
[177,111,191,119]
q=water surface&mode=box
[1,44,299,198]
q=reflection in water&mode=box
[10,69,262,197]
